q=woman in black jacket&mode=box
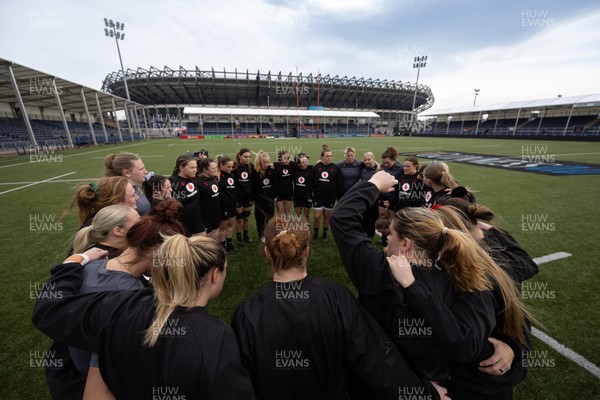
[170,154,204,236]
[196,158,221,240]
[233,148,255,245]
[292,154,313,221]
[32,235,256,400]
[272,149,295,214]
[231,214,448,400]
[252,150,275,244]
[218,155,240,253]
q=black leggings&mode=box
[254,198,275,237]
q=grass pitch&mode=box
[1,136,598,399]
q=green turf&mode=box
[1,136,598,398]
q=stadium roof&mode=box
[183,107,379,118]
[0,57,139,115]
[102,66,434,113]
[422,93,600,116]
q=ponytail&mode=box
[438,228,493,292]
[424,162,458,189]
[72,226,95,254]
[104,152,140,177]
[428,206,535,346]
[144,235,226,347]
[392,207,532,346]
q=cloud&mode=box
[426,9,600,111]
[303,0,393,18]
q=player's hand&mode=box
[430,381,451,400]
[83,247,109,262]
[369,170,397,193]
[386,253,415,288]
[478,337,514,376]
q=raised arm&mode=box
[330,181,390,295]
[330,172,397,295]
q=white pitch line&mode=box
[0,172,76,195]
[530,251,600,379]
[0,178,97,185]
[0,142,154,169]
[531,327,600,379]
[0,160,35,169]
[552,152,600,157]
[90,155,164,159]
[533,252,572,265]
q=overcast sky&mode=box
[1,0,599,113]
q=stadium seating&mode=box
[428,115,599,138]
[0,117,139,152]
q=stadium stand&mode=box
[422,94,600,140]
[3,57,599,149]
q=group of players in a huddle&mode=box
[32,144,539,400]
[162,144,454,250]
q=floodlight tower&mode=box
[104,18,142,139]
[410,55,427,133]
[103,18,130,100]
[473,88,480,106]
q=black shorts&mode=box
[238,198,254,208]
[294,199,312,208]
[221,207,237,221]
[313,200,335,210]
[275,193,293,201]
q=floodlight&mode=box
[410,54,428,133]
[102,17,130,101]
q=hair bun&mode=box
[151,198,183,222]
[277,234,299,259]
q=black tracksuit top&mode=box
[233,163,254,201]
[197,175,221,227]
[219,171,239,210]
[272,162,295,199]
[231,275,439,400]
[170,174,204,234]
[310,162,342,202]
[32,263,256,400]
[293,165,313,203]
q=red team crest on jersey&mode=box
[186,182,195,192]
[211,184,219,193]
[283,168,289,175]
[425,191,432,202]
[298,176,305,184]
[263,178,270,186]
[402,183,410,191]
[321,171,329,179]
[241,171,248,180]
[227,177,234,186]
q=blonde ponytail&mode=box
[144,235,226,347]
